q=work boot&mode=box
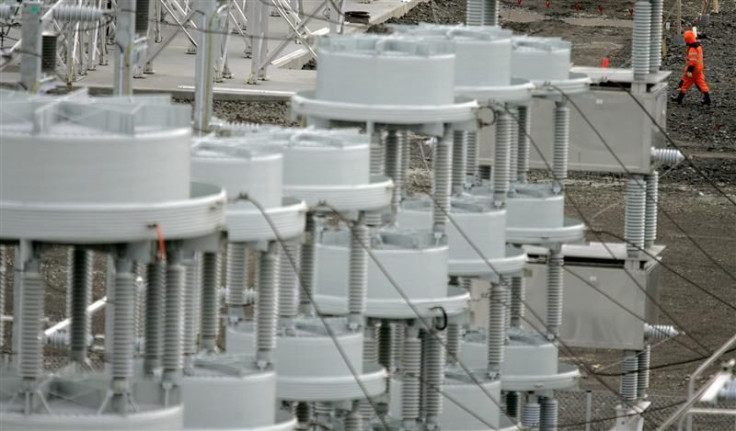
[671,93,685,104]
[702,92,712,105]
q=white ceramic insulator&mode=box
[183,257,201,362]
[112,270,136,381]
[540,397,559,431]
[349,221,369,323]
[53,5,104,22]
[547,251,564,337]
[433,130,453,233]
[256,243,279,365]
[645,171,659,247]
[279,240,300,321]
[163,263,185,375]
[637,345,651,398]
[510,276,525,328]
[488,283,506,374]
[200,252,220,352]
[494,112,512,205]
[553,103,570,185]
[299,216,317,314]
[452,131,467,193]
[402,330,422,425]
[144,261,166,373]
[226,242,248,308]
[466,131,478,180]
[20,270,44,380]
[423,331,445,427]
[650,0,664,73]
[523,402,541,429]
[620,350,639,401]
[625,176,647,257]
[70,249,93,362]
[632,1,652,81]
[517,106,531,183]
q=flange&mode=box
[315,228,471,319]
[226,318,387,402]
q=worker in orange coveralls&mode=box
[672,30,712,105]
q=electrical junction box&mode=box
[520,242,664,351]
[478,68,671,175]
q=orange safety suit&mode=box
[679,32,709,94]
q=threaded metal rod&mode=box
[632,1,652,81]
[70,249,94,363]
[508,108,519,184]
[452,130,467,193]
[467,131,478,182]
[144,260,166,374]
[540,397,559,431]
[348,218,368,328]
[621,350,639,402]
[433,128,453,234]
[163,258,185,381]
[547,250,564,338]
[112,261,136,386]
[183,256,201,367]
[494,112,512,206]
[256,242,279,368]
[625,176,647,258]
[446,322,460,366]
[20,265,44,382]
[517,105,531,183]
[488,283,506,376]
[385,130,403,213]
[300,215,317,315]
[553,102,570,192]
[510,276,525,328]
[507,391,521,420]
[523,400,541,430]
[200,252,220,353]
[400,131,411,200]
[423,331,445,429]
[402,327,421,429]
[226,242,248,320]
[279,240,300,327]
[637,345,651,399]
[645,171,659,248]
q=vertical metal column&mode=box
[348,215,368,329]
[144,260,166,374]
[452,130,467,193]
[200,252,221,353]
[193,0,221,135]
[299,215,317,316]
[625,176,647,258]
[493,111,512,206]
[226,242,248,321]
[644,171,659,248]
[113,0,136,95]
[632,1,652,82]
[552,101,570,193]
[163,250,185,386]
[183,254,201,369]
[256,242,279,368]
[546,249,563,339]
[433,127,453,234]
[111,257,136,413]
[488,282,506,377]
[402,325,421,430]
[279,239,300,330]
[18,251,43,413]
[423,330,445,430]
[20,2,43,92]
[70,249,94,364]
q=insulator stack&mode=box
[553,102,570,190]
[423,331,445,428]
[517,105,531,183]
[279,240,300,325]
[226,242,248,317]
[625,176,647,258]
[41,34,58,73]
[366,132,385,226]
[540,397,559,431]
[135,277,146,345]
[360,323,380,420]
[135,0,150,35]
[144,260,166,373]
[632,1,652,81]
[504,278,512,329]
[344,402,362,431]
[348,220,369,326]
[385,130,403,212]
[452,130,468,193]
[70,249,94,363]
[507,391,521,419]
[433,130,453,233]
[300,215,317,314]
[637,345,651,398]
[645,171,659,248]
[523,401,541,429]
[547,251,563,338]
[200,252,221,353]
[510,276,525,328]
[256,243,279,367]
[620,350,639,402]
[112,268,136,385]
[0,246,5,350]
[486,0,500,26]
[163,262,185,378]
[466,0,483,26]
[391,322,405,369]
[379,321,394,372]
[52,5,104,22]
[649,0,664,73]
[493,112,512,206]
[508,108,519,183]
[651,148,684,166]
[402,329,422,429]
[400,131,411,199]
[644,324,679,341]
[20,270,44,381]
[183,256,201,365]
[466,131,478,180]
[446,322,460,366]
[488,283,507,374]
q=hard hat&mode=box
[684,30,697,44]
